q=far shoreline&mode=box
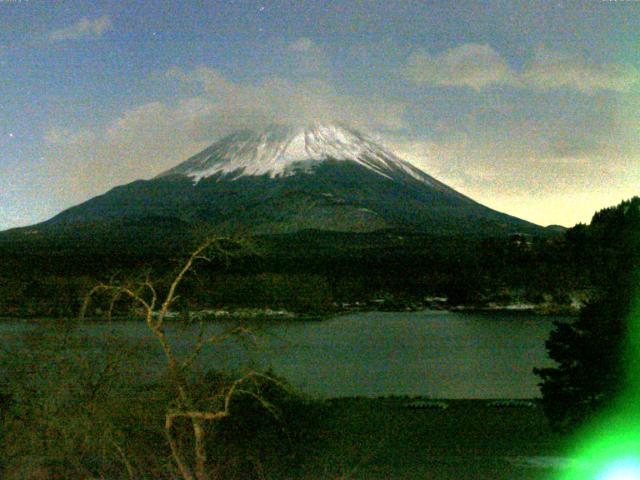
[0,304,579,324]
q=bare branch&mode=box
[107,289,123,322]
[116,286,154,313]
[155,236,247,330]
[181,322,207,369]
[157,238,221,328]
[165,414,195,480]
[169,371,282,424]
[234,388,280,419]
[79,283,110,321]
[111,440,136,480]
[167,410,229,422]
[203,325,257,347]
[222,370,279,413]
[79,235,262,480]
[84,283,154,318]
[142,273,158,311]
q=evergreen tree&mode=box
[534,197,640,431]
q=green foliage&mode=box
[534,289,632,431]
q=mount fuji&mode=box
[38,124,541,236]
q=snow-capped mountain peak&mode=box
[41,122,542,237]
[157,124,443,189]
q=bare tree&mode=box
[80,237,279,480]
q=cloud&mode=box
[404,44,515,91]
[521,46,640,94]
[404,43,639,93]
[285,37,333,79]
[43,99,217,197]
[49,15,112,42]
[40,66,407,213]
[166,65,406,131]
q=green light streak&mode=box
[557,287,640,480]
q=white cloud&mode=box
[49,15,112,42]
[43,99,216,198]
[404,44,515,91]
[404,43,639,93]
[167,66,406,131]
[40,66,407,214]
[521,46,640,94]
[285,37,333,79]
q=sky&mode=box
[0,0,638,230]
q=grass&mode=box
[299,397,567,480]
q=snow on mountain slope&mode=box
[157,124,453,193]
[36,122,544,236]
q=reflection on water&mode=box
[0,310,565,399]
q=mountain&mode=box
[36,124,542,237]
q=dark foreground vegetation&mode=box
[0,320,564,480]
[0,319,322,479]
[536,197,640,431]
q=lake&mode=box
[0,310,565,399]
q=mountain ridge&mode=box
[22,123,543,237]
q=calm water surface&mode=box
[0,310,565,399]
